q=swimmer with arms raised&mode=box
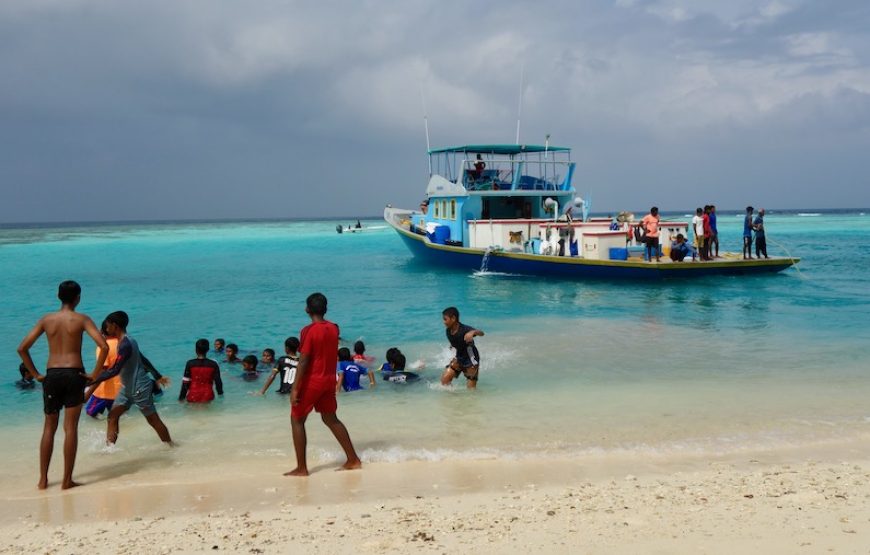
[17,280,109,490]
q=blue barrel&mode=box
[432,225,451,244]
[609,247,628,260]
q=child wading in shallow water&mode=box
[440,307,485,389]
[285,293,361,476]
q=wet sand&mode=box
[3,440,870,554]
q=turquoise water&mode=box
[1,213,870,480]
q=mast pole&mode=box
[515,63,525,145]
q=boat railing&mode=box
[460,159,574,192]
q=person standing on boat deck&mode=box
[641,207,661,262]
[754,208,769,259]
[709,205,719,258]
[441,307,485,389]
[692,208,705,260]
[743,206,755,259]
[702,205,713,261]
[17,280,109,490]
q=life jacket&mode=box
[186,363,219,403]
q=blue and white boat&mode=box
[384,144,798,279]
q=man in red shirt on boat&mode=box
[641,207,661,262]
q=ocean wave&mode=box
[797,213,822,217]
[308,431,870,464]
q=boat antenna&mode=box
[544,133,550,159]
[420,81,432,176]
[515,63,525,145]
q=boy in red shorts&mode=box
[285,292,361,477]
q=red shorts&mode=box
[291,384,337,419]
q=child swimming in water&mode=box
[16,363,36,389]
[259,348,276,371]
[440,306,484,389]
[379,348,421,383]
[241,355,260,381]
[179,338,223,403]
[259,337,300,395]
[352,341,376,366]
[337,348,375,392]
[224,343,241,364]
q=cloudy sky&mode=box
[2,0,869,223]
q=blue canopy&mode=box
[428,144,570,155]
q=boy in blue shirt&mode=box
[336,348,375,392]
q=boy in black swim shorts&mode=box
[440,307,485,390]
[17,280,109,490]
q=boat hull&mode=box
[387,212,798,280]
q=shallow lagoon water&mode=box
[1,213,869,483]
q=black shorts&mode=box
[43,368,87,414]
[448,358,480,381]
[645,236,659,248]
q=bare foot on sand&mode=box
[337,460,362,471]
[283,467,309,477]
[61,480,82,490]
[37,479,48,490]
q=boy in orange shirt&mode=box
[85,320,121,417]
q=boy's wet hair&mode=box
[353,340,365,355]
[215,338,225,346]
[306,292,328,316]
[337,347,352,362]
[105,311,129,331]
[226,343,238,353]
[58,280,81,304]
[746,206,754,213]
[263,348,275,358]
[385,347,399,365]
[442,306,460,320]
[285,337,300,352]
[195,338,210,355]
[242,355,258,367]
[696,207,703,215]
[392,352,406,371]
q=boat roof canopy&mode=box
[428,144,570,155]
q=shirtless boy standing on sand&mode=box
[17,280,109,490]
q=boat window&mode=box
[434,201,441,219]
[450,199,457,220]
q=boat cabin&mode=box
[411,144,578,246]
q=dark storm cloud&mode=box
[1,0,869,223]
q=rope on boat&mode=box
[767,236,807,280]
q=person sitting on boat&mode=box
[472,154,486,180]
[419,199,429,215]
[669,234,695,262]
[641,206,661,262]
[355,220,362,229]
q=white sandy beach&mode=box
[3,441,870,555]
